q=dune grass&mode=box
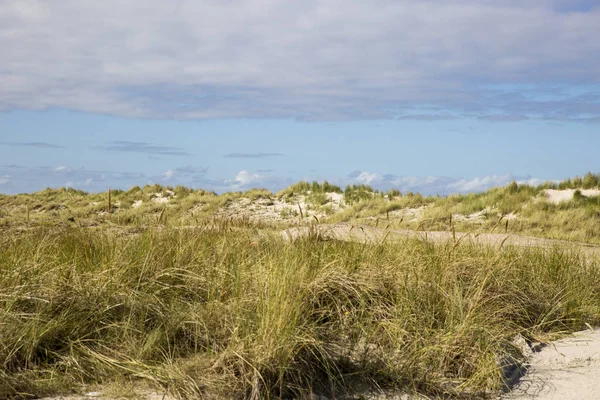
[2,174,599,246]
[1,224,599,399]
[277,181,342,198]
[331,182,600,245]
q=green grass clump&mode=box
[555,172,600,190]
[344,184,376,205]
[278,181,342,198]
[277,181,342,209]
[244,188,273,201]
[306,192,329,207]
[1,226,599,399]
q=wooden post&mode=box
[505,219,509,233]
[108,187,112,214]
[26,205,30,224]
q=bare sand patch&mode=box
[504,329,600,400]
[282,224,600,259]
[386,206,426,222]
[543,189,600,204]
[326,192,345,211]
[452,209,488,224]
[504,212,518,221]
[453,209,517,224]
[151,192,171,204]
[38,391,173,400]
[215,192,346,223]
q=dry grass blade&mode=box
[498,235,512,250]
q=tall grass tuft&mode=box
[1,226,599,398]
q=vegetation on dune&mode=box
[1,173,599,244]
[1,227,599,399]
[0,173,599,398]
[276,181,343,208]
[370,182,600,244]
[544,172,600,190]
[343,184,376,205]
[277,181,343,198]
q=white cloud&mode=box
[355,172,382,185]
[517,177,547,186]
[391,176,420,186]
[0,165,554,196]
[444,175,550,193]
[0,165,146,194]
[0,1,599,120]
[348,172,546,195]
[232,170,263,187]
[446,174,516,193]
[162,169,175,180]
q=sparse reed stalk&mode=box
[158,207,166,225]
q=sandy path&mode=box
[282,224,600,259]
[503,329,600,400]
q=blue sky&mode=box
[1,1,599,195]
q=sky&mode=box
[1,0,599,195]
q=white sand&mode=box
[544,189,600,204]
[132,200,142,208]
[504,329,600,400]
[151,193,169,204]
[504,212,518,221]
[215,192,349,223]
[452,209,488,224]
[38,391,173,400]
[326,192,346,211]
[386,206,426,222]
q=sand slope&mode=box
[504,329,600,400]
[543,189,600,204]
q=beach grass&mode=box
[1,224,599,399]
